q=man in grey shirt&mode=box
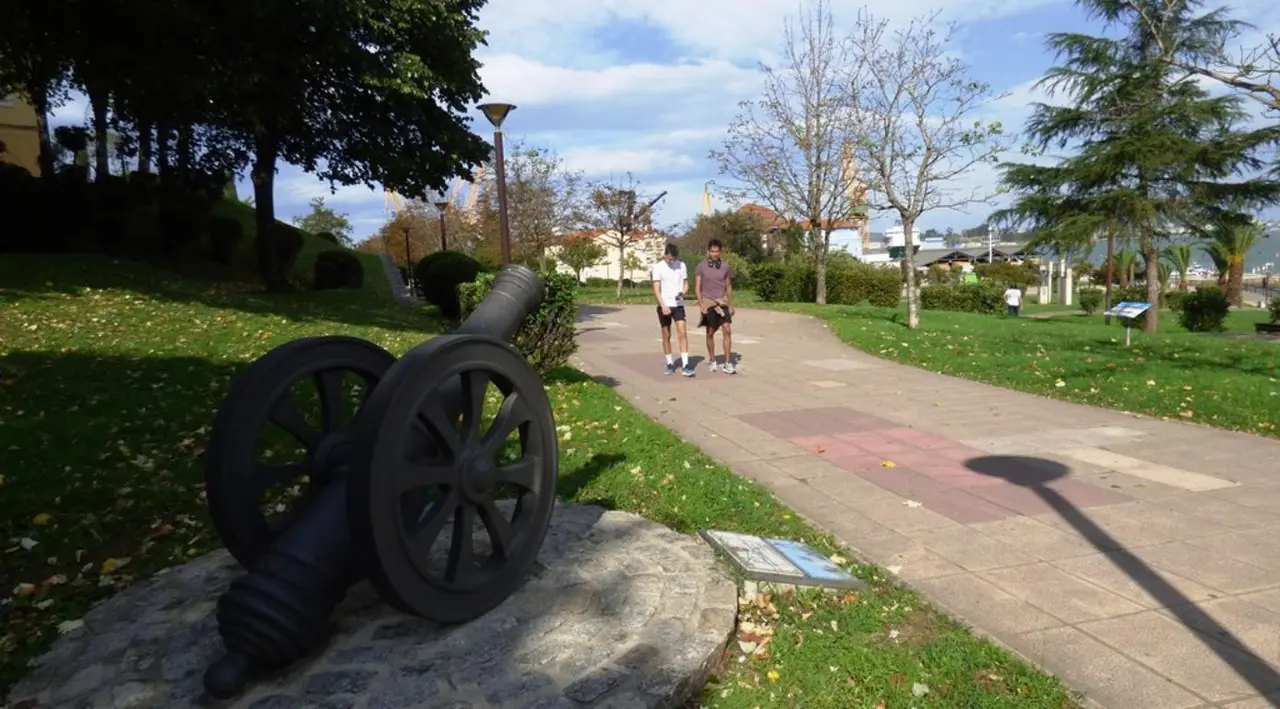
[695,239,736,374]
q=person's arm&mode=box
[680,265,689,300]
[725,266,734,313]
[652,267,668,312]
[695,270,705,311]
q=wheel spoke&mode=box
[477,498,514,561]
[254,461,307,493]
[459,370,489,444]
[445,503,477,582]
[393,458,456,495]
[417,404,462,459]
[482,392,531,457]
[315,369,346,433]
[494,456,540,491]
[270,396,321,449]
[405,490,458,559]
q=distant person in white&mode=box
[1004,283,1023,317]
[652,243,694,377]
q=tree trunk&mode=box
[251,131,286,291]
[137,122,153,173]
[29,86,56,178]
[813,226,828,305]
[902,219,920,329]
[156,123,172,186]
[1228,259,1244,306]
[615,245,625,299]
[88,86,110,182]
[176,125,192,184]
[1103,226,1115,318]
[1178,267,1188,292]
[1142,236,1160,334]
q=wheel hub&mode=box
[459,450,497,502]
[310,432,353,482]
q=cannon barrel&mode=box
[203,265,547,699]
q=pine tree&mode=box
[996,0,1280,333]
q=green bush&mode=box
[412,250,460,298]
[313,250,365,290]
[975,261,1039,290]
[1078,288,1104,315]
[752,263,787,302]
[0,167,45,253]
[920,283,1005,314]
[1178,287,1230,333]
[753,260,901,306]
[1269,296,1280,323]
[723,252,753,291]
[271,223,306,274]
[158,202,203,253]
[315,231,340,244]
[459,269,578,375]
[417,250,482,318]
[1163,291,1190,312]
[208,216,244,266]
[1112,284,1157,328]
[926,264,951,285]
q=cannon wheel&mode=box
[348,334,559,623]
[206,336,396,568]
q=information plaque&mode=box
[698,530,864,590]
[1104,301,1152,320]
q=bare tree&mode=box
[501,139,586,266]
[710,0,859,304]
[844,9,1013,328]
[581,173,667,298]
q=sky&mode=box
[47,0,1280,243]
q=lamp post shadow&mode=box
[964,455,1280,698]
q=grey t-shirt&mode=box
[696,259,733,301]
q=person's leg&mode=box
[658,306,676,374]
[721,320,735,373]
[674,311,693,376]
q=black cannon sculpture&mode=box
[201,265,559,698]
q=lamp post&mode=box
[402,226,413,294]
[433,199,449,252]
[478,102,516,265]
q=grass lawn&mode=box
[1,255,1076,707]
[774,302,1280,437]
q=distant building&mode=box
[734,203,871,255]
[0,93,41,176]
[545,228,668,282]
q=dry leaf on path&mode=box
[880,460,896,468]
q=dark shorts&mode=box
[700,306,732,330]
[657,305,686,327]
[1007,304,1020,316]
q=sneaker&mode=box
[709,362,720,373]
[723,362,737,375]
[664,363,676,376]
[681,365,696,377]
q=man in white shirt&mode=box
[652,243,694,377]
[1004,283,1023,316]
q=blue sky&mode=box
[48,0,1280,242]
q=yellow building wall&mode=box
[0,94,43,176]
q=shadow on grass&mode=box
[965,456,1280,697]
[0,254,440,336]
[544,366,621,389]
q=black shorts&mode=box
[657,305,686,327]
[699,306,732,330]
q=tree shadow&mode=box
[964,455,1280,696]
[575,304,626,324]
[544,367,621,389]
[558,452,627,502]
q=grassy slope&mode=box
[0,257,1075,707]
[773,303,1279,437]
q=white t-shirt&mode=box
[1004,287,1022,306]
[651,260,687,308]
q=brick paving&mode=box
[572,304,1280,709]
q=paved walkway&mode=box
[572,304,1280,709]
[377,252,421,308]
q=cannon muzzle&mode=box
[456,264,546,342]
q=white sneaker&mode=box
[723,362,737,375]
[709,362,720,373]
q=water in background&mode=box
[1080,230,1278,272]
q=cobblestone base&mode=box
[10,504,737,709]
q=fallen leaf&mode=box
[32,513,53,526]
[101,557,131,574]
[830,554,847,565]
[12,582,36,597]
[903,500,922,508]
[19,537,37,550]
[880,460,896,468]
[912,682,931,697]
[1180,410,1194,418]
[57,619,84,634]
[766,670,780,683]
[886,565,903,575]
[738,640,758,654]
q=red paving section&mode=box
[739,407,1132,524]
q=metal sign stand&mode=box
[1103,302,1152,347]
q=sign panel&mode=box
[699,530,864,590]
[1104,301,1152,319]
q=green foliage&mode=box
[753,260,901,307]
[207,216,244,266]
[270,223,306,276]
[312,250,364,290]
[417,250,481,318]
[974,261,1038,289]
[926,264,951,285]
[157,197,208,253]
[1270,297,1280,324]
[315,231,341,244]
[919,283,1006,314]
[459,270,579,375]
[1078,287,1104,315]
[293,197,353,246]
[1163,291,1191,312]
[722,252,754,291]
[555,237,606,281]
[1178,287,1231,333]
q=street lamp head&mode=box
[433,200,449,212]
[478,103,517,129]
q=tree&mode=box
[681,209,766,261]
[995,0,1280,332]
[582,173,665,298]
[710,0,860,304]
[556,236,606,282]
[496,140,584,265]
[1163,242,1194,291]
[1201,218,1263,304]
[293,196,354,245]
[842,9,1012,328]
[620,251,645,284]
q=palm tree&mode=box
[1202,220,1263,305]
[1163,243,1194,292]
[1114,250,1138,288]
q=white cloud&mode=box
[477,54,758,106]
[561,146,699,175]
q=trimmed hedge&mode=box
[919,283,1006,314]
[313,250,364,290]
[1178,287,1230,333]
[753,260,902,306]
[459,269,578,374]
[416,250,482,318]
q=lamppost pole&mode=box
[478,102,516,265]
[402,226,413,293]
[433,199,449,252]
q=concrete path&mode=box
[572,304,1280,709]
[377,252,421,308]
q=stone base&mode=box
[10,505,738,709]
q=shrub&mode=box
[1178,287,1230,333]
[315,231,340,245]
[313,250,365,290]
[158,201,203,253]
[1270,296,1280,323]
[271,223,306,275]
[920,283,1005,314]
[207,216,244,266]
[1111,284,1158,327]
[0,166,45,253]
[752,263,786,302]
[723,252,753,291]
[417,250,482,318]
[926,264,950,285]
[412,250,458,296]
[975,261,1039,290]
[1163,291,1190,312]
[459,269,578,374]
[1078,288,1104,315]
